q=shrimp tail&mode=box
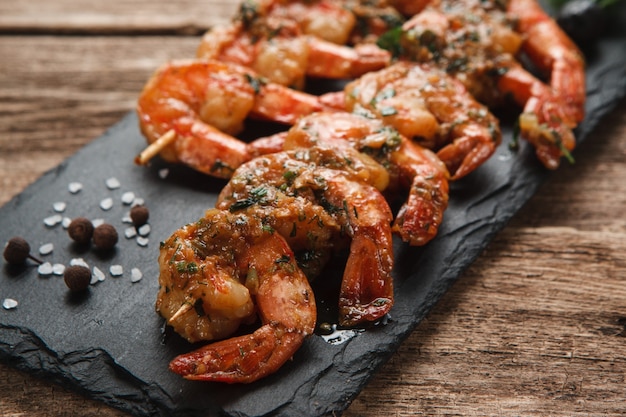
[338,180,395,328]
[393,171,449,246]
[339,226,394,326]
[169,322,305,384]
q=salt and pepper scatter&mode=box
[4,177,154,299]
[39,243,54,256]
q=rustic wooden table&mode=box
[1,1,625,416]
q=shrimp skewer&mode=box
[250,111,450,246]
[217,148,394,326]
[135,59,332,178]
[159,209,316,383]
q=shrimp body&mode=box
[159,209,316,383]
[217,148,394,326]
[337,62,501,180]
[136,59,330,178]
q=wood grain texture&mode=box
[0,1,238,34]
[1,3,626,416]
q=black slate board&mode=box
[1,7,626,417]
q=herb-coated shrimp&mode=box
[196,0,391,89]
[217,148,394,326]
[249,111,450,246]
[135,59,331,178]
[159,209,316,383]
[323,62,501,180]
[505,0,584,167]
[377,0,585,169]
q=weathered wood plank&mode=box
[0,36,198,204]
[0,1,237,34]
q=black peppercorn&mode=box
[3,237,42,265]
[130,205,150,227]
[92,223,118,250]
[64,265,91,291]
[68,217,94,244]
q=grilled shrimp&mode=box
[135,59,331,178]
[217,148,394,326]
[196,0,391,89]
[158,209,316,383]
[322,62,501,180]
[378,0,585,169]
[250,111,450,246]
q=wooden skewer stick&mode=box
[134,129,177,165]
[169,302,193,322]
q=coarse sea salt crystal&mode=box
[131,268,143,283]
[70,258,89,268]
[92,218,105,228]
[53,202,67,212]
[100,197,114,211]
[124,227,137,239]
[2,299,18,310]
[159,168,169,179]
[62,217,72,229]
[38,262,53,276]
[106,177,121,190]
[43,214,63,227]
[68,182,83,194]
[110,265,123,277]
[52,263,65,276]
[138,224,151,237]
[121,191,136,205]
[39,243,54,256]
[91,266,106,284]
[137,236,149,247]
